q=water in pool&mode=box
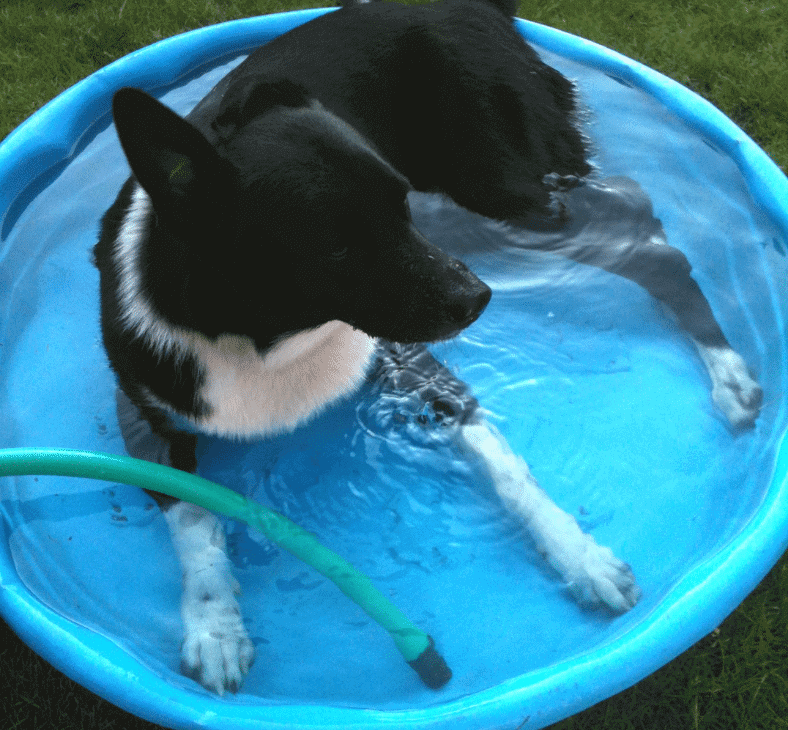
[1,44,786,709]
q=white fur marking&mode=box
[459,420,641,612]
[163,502,254,695]
[114,185,184,355]
[194,323,377,438]
[693,342,762,428]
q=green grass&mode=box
[1,1,787,728]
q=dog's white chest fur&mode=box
[191,323,377,438]
[136,321,378,439]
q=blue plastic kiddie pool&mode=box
[1,7,788,730]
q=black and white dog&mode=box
[94,0,763,694]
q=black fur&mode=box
[195,0,590,220]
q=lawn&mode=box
[1,1,786,729]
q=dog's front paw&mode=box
[695,344,763,429]
[180,577,255,695]
[560,538,641,614]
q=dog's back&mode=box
[190,0,589,220]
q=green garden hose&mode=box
[0,447,451,689]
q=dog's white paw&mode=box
[163,502,255,694]
[531,512,641,613]
[695,344,763,429]
[556,536,641,613]
[180,574,255,695]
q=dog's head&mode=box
[111,84,490,351]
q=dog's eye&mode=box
[331,247,348,261]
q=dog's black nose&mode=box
[449,282,491,328]
[445,257,492,327]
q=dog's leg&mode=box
[116,389,255,694]
[373,343,639,611]
[606,241,762,428]
[458,418,641,613]
[518,178,763,428]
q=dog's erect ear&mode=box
[112,87,223,213]
[213,77,310,136]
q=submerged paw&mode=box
[565,542,641,614]
[180,584,255,695]
[181,625,255,695]
[698,345,763,429]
